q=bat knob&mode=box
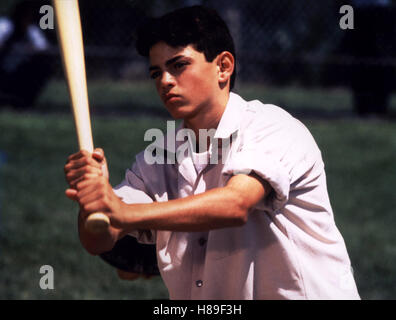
[85,212,110,234]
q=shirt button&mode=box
[196,280,203,287]
[198,238,207,246]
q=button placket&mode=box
[190,232,208,298]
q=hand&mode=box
[64,148,109,201]
[75,175,127,230]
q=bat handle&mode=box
[85,212,110,234]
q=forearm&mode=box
[121,186,248,232]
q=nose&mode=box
[160,71,175,91]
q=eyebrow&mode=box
[149,55,187,72]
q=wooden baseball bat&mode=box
[53,0,110,233]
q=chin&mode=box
[168,110,190,120]
[165,103,194,120]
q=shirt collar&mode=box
[163,92,246,153]
[178,92,245,141]
[213,92,246,139]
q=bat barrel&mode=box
[53,0,110,233]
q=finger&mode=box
[67,150,90,162]
[65,156,102,172]
[76,178,109,205]
[67,165,102,179]
[92,148,105,162]
[80,199,109,214]
[70,174,102,190]
[76,175,106,191]
[77,184,105,205]
[68,171,102,189]
[65,188,78,201]
[93,149,109,180]
[68,169,102,188]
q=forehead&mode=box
[149,42,205,65]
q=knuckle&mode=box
[90,158,100,168]
[100,190,107,200]
[76,181,83,190]
[81,158,89,166]
[88,166,98,174]
[83,173,91,180]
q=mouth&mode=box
[164,93,182,103]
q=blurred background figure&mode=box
[0,0,52,109]
[343,0,395,116]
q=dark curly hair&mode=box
[136,6,237,90]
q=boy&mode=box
[64,6,360,299]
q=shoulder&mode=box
[235,93,303,136]
[236,94,322,156]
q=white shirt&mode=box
[114,92,360,300]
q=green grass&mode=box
[35,79,396,115]
[1,82,396,299]
[309,119,396,299]
[239,84,354,112]
[36,79,163,114]
[0,111,169,299]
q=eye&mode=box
[150,71,161,79]
[174,61,189,70]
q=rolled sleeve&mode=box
[222,148,290,212]
[222,109,293,212]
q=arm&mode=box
[65,150,272,254]
[77,172,272,234]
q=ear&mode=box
[217,51,235,88]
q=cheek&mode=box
[155,79,161,92]
[183,67,217,94]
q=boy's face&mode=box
[148,42,221,120]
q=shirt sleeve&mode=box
[113,161,156,244]
[222,106,293,212]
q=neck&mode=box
[184,92,230,151]
[184,94,230,137]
